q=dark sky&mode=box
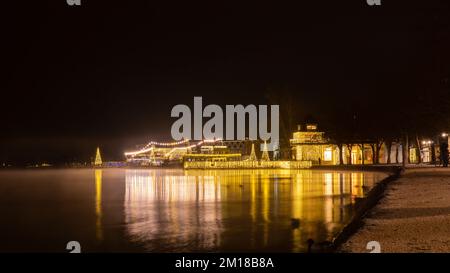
[2,0,450,164]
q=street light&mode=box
[422,140,433,145]
[442,133,448,138]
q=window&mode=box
[306,124,317,130]
[324,147,333,161]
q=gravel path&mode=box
[340,167,450,253]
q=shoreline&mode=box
[311,164,403,173]
[326,166,403,252]
[338,167,450,253]
[0,164,406,171]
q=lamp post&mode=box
[441,133,449,150]
[429,140,436,163]
[440,133,449,167]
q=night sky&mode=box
[2,1,450,164]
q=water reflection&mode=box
[95,169,103,241]
[123,169,382,252]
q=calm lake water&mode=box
[0,168,388,252]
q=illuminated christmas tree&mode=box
[261,141,270,161]
[94,147,103,166]
[249,143,257,161]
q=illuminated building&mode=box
[124,137,313,169]
[124,139,222,166]
[290,123,401,165]
[181,139,312,169]
[290,123,338,165]
[124,139,261,167]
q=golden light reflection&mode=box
[124,169,222,251]
[351,172,364,197]
[123,169,384,252]
[289,171,373,251]
[95,169,103,241]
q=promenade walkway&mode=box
[340,167,450,253]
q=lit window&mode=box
[324,148,332,161]
[306,124,317,130]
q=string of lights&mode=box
[124,138,223,157]
[141,139,190,149]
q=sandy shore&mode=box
[340,167,450,253]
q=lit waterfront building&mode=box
[124,139,260,167]
[124,137,313,169]
[123,122,434,168]
[124,139,195,166]
[290,123,339,165]
[290,123,408,165]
